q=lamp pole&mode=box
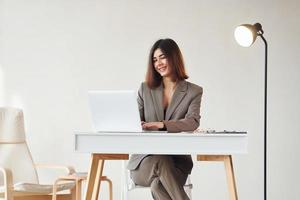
[259,33,268,200]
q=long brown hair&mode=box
[145,38,189,89]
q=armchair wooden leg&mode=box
[0,168,13,200]
[71,186,77,200]
[52,175,86,200]
[76,180,82,200]
[52,180,58,200]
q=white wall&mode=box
[1,0,300,199]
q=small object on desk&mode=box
[194,129,247,134]
[216,130,247,134]
[194,129,216,134]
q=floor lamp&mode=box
[234,23,268,200]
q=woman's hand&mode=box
[142,122,164,130]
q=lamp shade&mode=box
[234,24,257,47]
[234,23,263,47]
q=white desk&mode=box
[74,131,247,200]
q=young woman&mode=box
[127,38,203,200]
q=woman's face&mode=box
[153,48,172,77]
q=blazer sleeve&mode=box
[164,87,203,132]
[137,83,145,122]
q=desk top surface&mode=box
[74,131,248,154]
[75,131,247,137]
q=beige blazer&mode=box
[127,80,203,173]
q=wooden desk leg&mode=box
[76,180,82,200]
[86,154,105,200]
[224,155,238,200]
[85,153,128,200]
[197,155,238,200]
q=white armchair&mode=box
[0,107,83,200]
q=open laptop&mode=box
[88,90,143,132]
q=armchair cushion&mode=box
[0,181,75,194]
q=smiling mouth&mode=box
[157,66,167,72]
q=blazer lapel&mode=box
[150,84,164,121]
[165,80,187,120]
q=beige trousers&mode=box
[130,155,190,200]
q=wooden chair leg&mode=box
[71,186,77,200]
[224,155,238,200]
[101,176,113,200]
